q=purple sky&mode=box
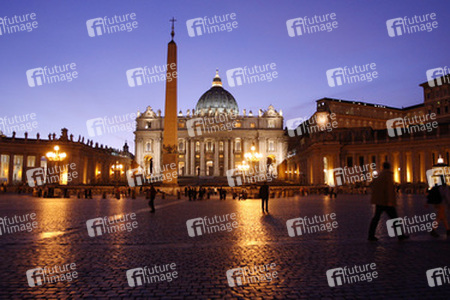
[1,0,449,153]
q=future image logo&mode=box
[26,63,78,87]
[86,13,138,37]
[186,13,238,37]
[286,13,338,37]
[386,13,438,38]
[326,263,378,287]
[426,267,450,287]
[226,264,278,287]
[226,63,278,87]
[426,67,450,87]
[326,63,378,87]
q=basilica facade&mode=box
[134,71,288,177]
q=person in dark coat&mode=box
[368,162,409,241]
[148,184,157,213]
[259,182,270,213]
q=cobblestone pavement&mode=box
[0,193,449,299]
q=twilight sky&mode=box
[1,0,449,153]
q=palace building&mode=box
[285,77,450,188]
[0,128,133,185]
[134,71,288,178]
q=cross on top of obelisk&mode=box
[170,17,176,40]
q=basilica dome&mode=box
[195,70,239,115]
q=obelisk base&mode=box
[162,153,178,185]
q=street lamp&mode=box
[46,145,67,185]
[46,146,67,162]
[237,160,250,171]
[244,145,263,163]
[111,161,123,184]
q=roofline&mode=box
[316,97,403,111]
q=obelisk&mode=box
[162,18,178,185]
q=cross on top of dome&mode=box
[212,69,223,87]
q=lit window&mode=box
[0,155,9,183]
[219,141,224,152]
[13,155,23,182]
[178,141,184,152]
[235,121,241,128]
[250,122,256,128]
[235,139,241,151]
[27,156,36,167]
[146,122,152,129]
[268,141,275,152]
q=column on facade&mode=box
[258,138,266,172]
[200,139,205,176]
[185,139,190,176]
[8,154,13,183]
[412,151,419,183]
[399,151,405,183]
[224,139,229,173]
[156,138,162,174]
[213,140,219,176]
[135,138,142,168]
[190,140,197,176]
[230,139,235,170]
